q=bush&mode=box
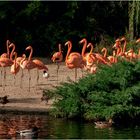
[44,60,140,123]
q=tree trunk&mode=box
[128,1,135,40]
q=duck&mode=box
[0,95,9,105]
[94,118,114,128]
[16,126,39,138]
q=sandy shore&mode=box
[0,58,85,114]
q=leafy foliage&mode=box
[44,60,140,123]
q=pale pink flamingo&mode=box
[1,40,11,58]
[14,54,27,88]
[0,40,11,86]
[51,43,63,83]
[20,46,37,92]
[0,43,15,91]
[65,40,84,81]
[10,52,20,85]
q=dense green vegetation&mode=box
[44,60,140,124]
[0,1,139,57]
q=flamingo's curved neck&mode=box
[122,40,127,53]
[66,41,72,61]
[58,44,62,53]
[28,46,33,61]
[81,39,87,57]
[20,55,26,65]
[138,48,140,56]
[89,44,93,54]
[116,47,121,55]
[10,43,15,60]
[102,48,107,58]
[113,50,116,56]
[6,40,10,58]
[14,52,17,71]
[87,43,94,55]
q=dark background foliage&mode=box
[0,1,136,57]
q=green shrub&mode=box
[44,60,140,123]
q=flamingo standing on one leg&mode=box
[20,46,37,92]
[51,43,63,84]
[65,40,84,81]
[10,52,20,85]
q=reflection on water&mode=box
[0,114,140,139]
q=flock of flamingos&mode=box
[0,37,140,91]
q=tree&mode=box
[128,0,140,40]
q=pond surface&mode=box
[0,114,140,139]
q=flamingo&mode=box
[15,54,26,88]
[65,40,84,81]
[0,40,11,86]
[79,38,96,65]
[79,38,97,73]
[20,46,37,92]
[101,47,117,65]
[120,37,137,60]
[10,52,20,85]
[0,43,14,91]
[112,39,122,56]
[107,50,118,64]
[51,43,63,83]
[86,43,111,66]
[1,40,11,58]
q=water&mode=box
[0,114,140,139]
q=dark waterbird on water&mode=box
[0,95,9,105]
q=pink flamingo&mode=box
[0,43,15,91]
[20,46,37,92]
[65,40,84,81]
[10,52,20,85]
[0,40,11,86]
[51,43,63,83]
[1,40,11,58]
[79,38,97,73]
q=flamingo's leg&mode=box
[75,68,77,82]
[28,70,31,92]
[20,69,24,88]
[3,67,6,91]
[56,62,60,84]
